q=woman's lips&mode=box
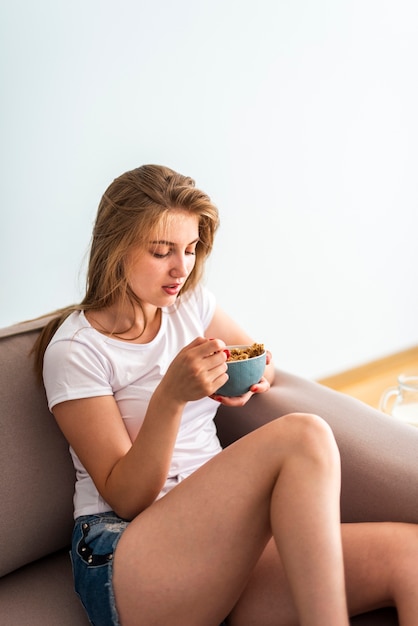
[162,284,182,296]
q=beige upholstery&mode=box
[1,317,415,624]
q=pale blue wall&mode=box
[1,0,418,378]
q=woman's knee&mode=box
[270,412,340,469]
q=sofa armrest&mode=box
[215,369,418,524]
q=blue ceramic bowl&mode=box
[216,345,266,397]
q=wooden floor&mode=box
[318,345,418,410]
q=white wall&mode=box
[1,0,418,379]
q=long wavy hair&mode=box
[32,164,220,380]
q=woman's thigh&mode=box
[113,431,274,625]
[113,413,336,626]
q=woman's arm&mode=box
[52,336,229,520]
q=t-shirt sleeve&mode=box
[43,337,113,411]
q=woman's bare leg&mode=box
[229,522,418,626]
[343,522,418,626]
[113,413,349,626]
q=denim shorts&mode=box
[71,511,229,626]
[71,512,128,626]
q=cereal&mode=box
[226,343,265,361]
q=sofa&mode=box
[2,316,417,625]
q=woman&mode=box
[34,164,418,626]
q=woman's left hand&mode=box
[211,374,271,407]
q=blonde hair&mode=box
[32,164,220,379]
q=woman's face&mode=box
[125,210,200,310]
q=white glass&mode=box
[380,374,418,426]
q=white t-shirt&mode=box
[43,286,222,518]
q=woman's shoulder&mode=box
[45,311,109,362]
[48,310,89,344]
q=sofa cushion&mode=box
[0,549,90,625]
[0,319,75,577]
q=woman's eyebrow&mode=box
[150,238,199,246]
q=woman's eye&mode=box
[150,245,197,258]
[150,247,171,258]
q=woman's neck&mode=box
[85,303,161,344]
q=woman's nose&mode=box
[169,254,188,278]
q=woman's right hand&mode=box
[160,337,229,404]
